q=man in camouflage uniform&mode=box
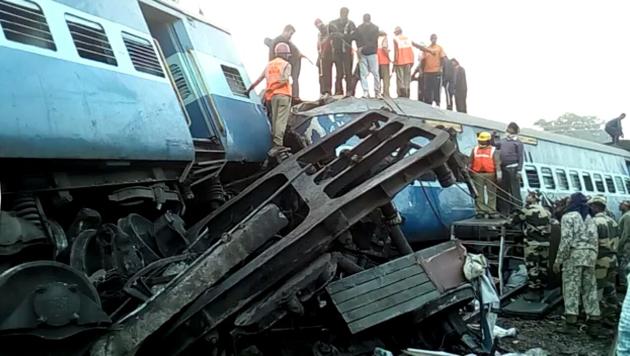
[588,195,620,322]
[619,200,630,291]
[511,191,551,300]
[553,193,603,337]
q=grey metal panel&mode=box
[327,252,440,334]
[298,97,630,159]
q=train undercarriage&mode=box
[0,111,484,355]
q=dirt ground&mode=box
[496,309,615,356]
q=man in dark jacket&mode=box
[314,19,333,96]
[605,113,626,144]
[329,7,356,96]
[451,58,467,113]
[268,25,303,100]
[442,56,454,110]
[353,14,380,98]
[496,122,524,215]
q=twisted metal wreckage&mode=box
[0,110,484,355]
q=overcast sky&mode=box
[178,0,629,131]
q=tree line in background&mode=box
[534,113,609,143]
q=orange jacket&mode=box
[377,35,390,65]
[264,58,292,101]
[471,146,497,173]
[393,34,414,66]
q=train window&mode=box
[169,63,191,100]
[593,173,605,192]
[524,165,540,188]
[0,0,55,50]
[122,32,164,77]
[518,172,523,188]
[569,170,582,191]
[556,169,569,190]
[541,167,555,189]
[615,176,626,194]
[221,65,248,97]
[605,175,616,193]
[582,172,594,192]
[66,14,116,66]
[625,178,630,194]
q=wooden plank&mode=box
[326,254,416,294]
[337,272,430,311]
[331,264,422,303]
[342,281,436,322]
[347,289,441,333]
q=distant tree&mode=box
[534,113,609,143]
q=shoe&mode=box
[586,319,614,339]
[559,315,579,335]
[375,93,383,99]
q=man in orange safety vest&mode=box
[469,131,502,218]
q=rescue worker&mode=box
[392,27,414,98]
[511,191,551,301]
[314,19,333,97]
[422,34,446,106]
[469,132,501,218]
[588,195,620,323]
[553,193,605,337]
[496,122,524,215]
[619,200,630,291]
[377,31,391,97]
[268,25,302,101]
[605,113,625,144]
[329,7,356,96]
[247,43,292,157]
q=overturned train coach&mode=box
[0,0,483,355]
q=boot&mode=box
[586,317,614,339]
[560,315,579,335]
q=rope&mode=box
[465,168,526,218]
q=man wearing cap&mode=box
[588,195,620,323]
[469,132,502,218]
[496,122,524,215]
[268,25,303,100]
[247,42,292,157]
[619,200,630,291]
[511,191,551,300]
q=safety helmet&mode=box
[477,131,491,142]
[587,195,607,206]
[274,42,291,56]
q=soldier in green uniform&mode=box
[619,200,630,291]
[511,191,551,301]
[553,193,605,337]
[588,195,620,322]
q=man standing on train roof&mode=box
[422,34,446,106]
[451,58,468,113]
[352,14,381,98]
[496,122,524,216]
[247,43,292,158]
[618,200,630,292]
[392,27,434,98]
[314,18,333,97]
[268,25,303,101]
[605,113,626,144]
[329,7,356,96]
[377,31,391,98]
[469,131,502,218]
[510,191,552,301]
[554,193,609,337]
[588,195,620,326]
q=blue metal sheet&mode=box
[0,47,194,162]
[53,0,149,33]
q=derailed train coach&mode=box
[0,1,484,355]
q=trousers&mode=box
[332,51,353,95]
[562,263,600,317]
[270,95,291,148]
[379,64,391,97]
[497,166,521,215]
[423,72,442,106]
[394,64,411,98]
[472,172,497,214]
[359,54,380,96]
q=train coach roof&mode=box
[296,97,630,159]
[141,0,230,34]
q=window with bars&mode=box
[525,165,540,188]
[221,65,248,97]
[556,169,569,190]
[605,175,616,193]
[570,170,582,191]
[169,63,191,100]
[593,173,605,192]
[615,176,626,194]
[66,14,116,66]
[626,178,630,194]
[583,172,594,192]
[122,32,163,77]
[541,167,555,190]
[0,0,55,50]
